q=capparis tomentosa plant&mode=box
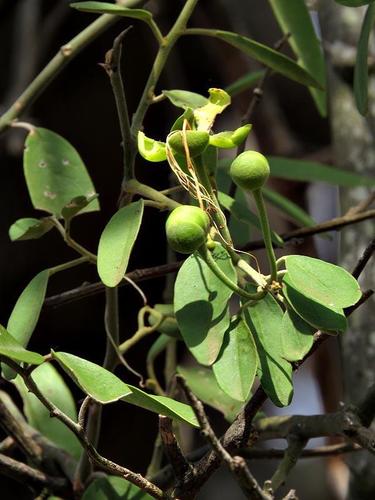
[0,1,374,499]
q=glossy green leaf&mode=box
[52,351,132,404]
[97,200,144,287]
[82,476,152,500]
[13,363,81,459]
[170,108,195,132]
[123,385,198,427]
[268,0,326,116]
[354,4,375,115]
[194,88,231,131]
[209,124,251,149]
[213,317,257,402]
[177,365,245,422]
[285,255,361,308]
[282,273,347,332]
[335,1,375,6]
[218,191,283,246]
[225,69,265,97]
[267,156,375,186]
[189,29,322,89]
[70,2,152,21]
[162,89,208,110]
[9,217,54,242]
[243,293,293,407]
[262,187,316,228]
[137,132,167,162]
[61,194,98,221]
[174,244,236,365]
[24,128,99,217]
[281,308,315,362]
[148,305,181,339]
[0,325,44,366]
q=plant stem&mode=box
[252,189,277,282]
[126,179,180,209]
[51,218,97,263]
[48,257,89,276]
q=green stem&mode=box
[252,189,277,282]
[48,257,89,276]
[52,218,97,263]
[126,179,180,210]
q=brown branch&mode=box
[351,237,375,279]
[159,416,191,483]
[269,436,307,493]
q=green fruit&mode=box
[229,151,270,191]
[166,206,210,254]
[148,304,181,339]
[168,130,209,158]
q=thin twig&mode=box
[351,237,375,279]
[159,416,191,482]
[269,436,307,493]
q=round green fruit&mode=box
[168,130,209,158]
[166,206,210,254]
[229,150,270,191]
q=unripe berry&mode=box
[166,206,210,254]
[168,130,209,158]
[229,151,270,191]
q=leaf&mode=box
[9,217,54,242]
[285,255,361,308]
[268,0,326,116]
[190,29,322,89]
[335,1,375,6]
[24,128,99,217]
[52,351,132,404]
[82,476,152,500]
[281,309,315,362]
[194,88,231,131]
[70,2,153,21]
[354,4,375,115]
[137,132,167,162]
[225,69,266,97]
[0,325,44,366]
[123,385,198,427]
[177,365,245,422]
[13,363,81,459]
[61,194,99,221]
[282,273,347,332]
[97,200,144,287]
[243,293,293,407]
[262,187,316,228]
[217,191,284,246]
[162,89,208,110]
[170,108,195,132]
[174,244,236,365]
[267,156,375,186]
[213,317,257,402]
[209,124,251,149]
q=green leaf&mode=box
[225,69,266,97]
[24,128,99,217]
[191,29,322,89]
[335,1,375,6]
[97,200,144,287]
[268,0,326,116]
[354,4,375,115]
[123,385,198,427]
[170,108,195,132]
[52,351,132,404]
[194,88,231,131]
[243,293,293,407]
[282,273,347,332]
[177,365,245,422]
[61,194,99,221]
[137,132,167,162]
[82,476,152,500]
[148,305,181,339]
[0,325,44,366]
[217,191,284,246]
[285,255,361,308]
[209,124,251,149]
[281,309,315,362]
[267,156,375,186]
[174,244,236,365]
[213,317,257,402]
[70,2,152,21]
[162,89,208,110]
[9,217,54,242]
[13,363,81,459]
[262,187,316,228]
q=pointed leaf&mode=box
[14,363,81,459]
[0,325,44,366]
[137,132,167,162]
[281,309,315,362]
[262,187,316,228]
[82,476,153,500]
[243,293,293,407]
[354,4,375,115]
[285,255,361,308]
[174,244,236,365]
[61,194,99,221]
[123,385,198,427]
[268,0,326,115]
[97,199,144,287]
[162,89,208,110]
[52,351,132,404]
[213,317,257,402]
[225,69,265,97]
[194,88,231,131]
[24,128,99,217]
[70,2,153,21]
[209,124,251,149]
[9,217,54,241]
